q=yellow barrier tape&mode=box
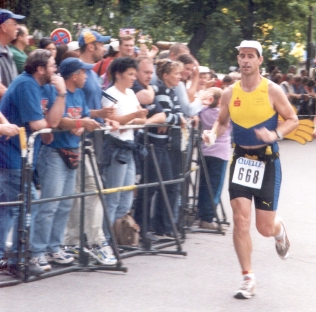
[99,184,138,195]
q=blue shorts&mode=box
[229,144,282,211]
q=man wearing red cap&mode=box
[203,40,298,299]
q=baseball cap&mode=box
[59,57,94,78]
[109,40,119,52]
[199,66,210,74]
[67,41,80,51]
[235,40,262,56]
[0,9,25,24]
[78,30,111,47]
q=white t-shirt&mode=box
[102,86,140,141]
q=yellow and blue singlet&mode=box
[229,77,278,146]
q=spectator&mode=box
[101,57,148,239]
[157,50,169,59]
[198,66,211,91]
[292,75,310,116]
[222,75,233,90]
[63,30,118,264]
[9,24,31,74]
[280,73,301,105]
[93,40,119,78]
[0,112,19,136]
[152,59,186,237]
[176,53,197,102]
[55,44,68,68]
[198,87,231,229]
[39,37,57,59]
[0,49,66,275]
[271,73,283,85]
[0,9,25,97]
[30,58,102,272]
[118,35,135,58]
[132,56,166,240]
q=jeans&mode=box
[102,152,135,239]
[0,168,38,261]
[64,141,106,247]
[198,156,228,223]
[149,146,178,235]
[31,146,76,257]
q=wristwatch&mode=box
[57,92,67,97]
[274,129,283,140]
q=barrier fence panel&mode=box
[183,124,230,235]
[2,121,227,285]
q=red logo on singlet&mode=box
[67,107,82,119]
[234,97,241,106]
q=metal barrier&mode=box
[0,121,231,286]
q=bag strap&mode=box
[97,59,104,77]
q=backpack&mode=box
[113,213,140,246]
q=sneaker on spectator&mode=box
[46,250,74,264]
[199,220,219,230]
[275,219,290,259]
[29,257,51,275]
[234,275,256,299]
[90,241,117,266]
[145,232,159,242]
[63,245,80,258]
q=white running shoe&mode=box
[275,219,290,260]
[234,275,256,299]
[46,250,74,264]
[90,242,117,266]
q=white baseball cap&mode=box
[235,40,262,56]
[67,41,79,51]
[198,66,210,73]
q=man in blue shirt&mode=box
[30,57,110,273]
[0,49,66,275]
[63,31,119,264]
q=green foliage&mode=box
[2,0,315,73]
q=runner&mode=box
[203,40,298,299]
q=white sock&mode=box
[275,222,284,240]
[243,273,255,281]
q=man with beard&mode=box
[0,49,66,275]
[30,58,102,273]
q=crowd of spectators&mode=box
[0,8,313,277]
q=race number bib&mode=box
[232,157,265,189]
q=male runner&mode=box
[203,40,298,299]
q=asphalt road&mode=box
[1,139,316,312]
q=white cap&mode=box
[199,66,210,73]
[109,40,119,52]
[235,40,262,56]
[67,41,79,51]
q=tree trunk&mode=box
[240,0,255,39]
[188,23,208,57]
